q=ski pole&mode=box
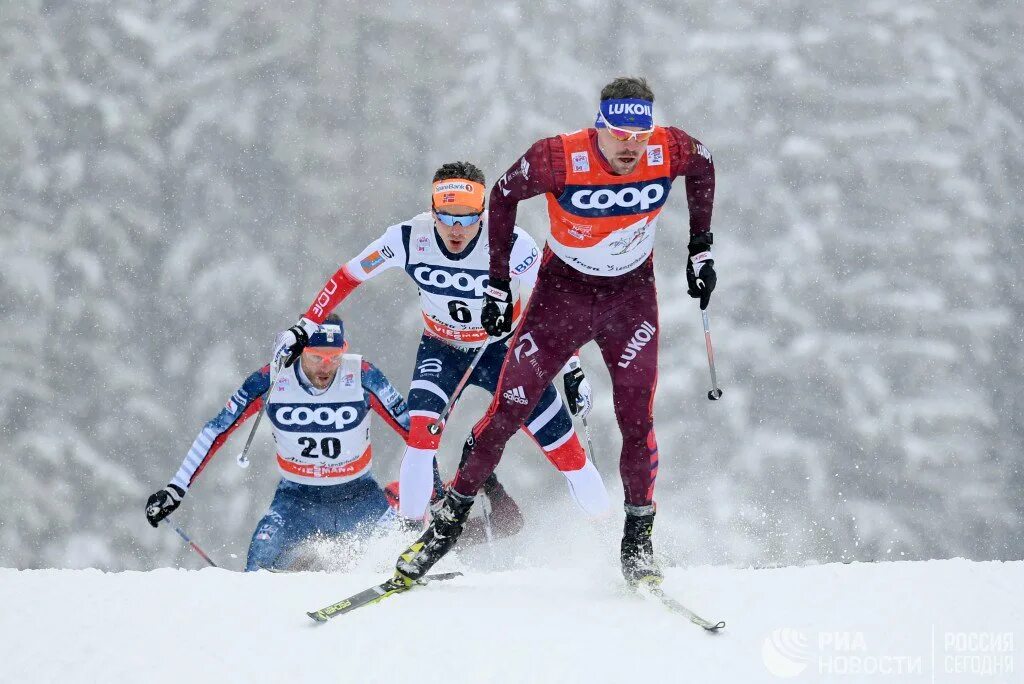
[701,309,723,400]
[238,349,291,467]
[479,493,494,545]
[427,339,492,435]
[581,416,599,469]
[162,519,218,567]
[477,492,498,566]
[235,391,269,468]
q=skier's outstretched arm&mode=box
[276,226,408,367]
[145,366,271,527]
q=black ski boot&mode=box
[394,488,475,582]
[621,504,663,587]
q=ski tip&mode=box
[307,611,328,623]
[705,620,726,632]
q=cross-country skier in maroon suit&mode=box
[391,76,716,587]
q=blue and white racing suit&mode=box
[168,355,439,571]
[300,212,611,520]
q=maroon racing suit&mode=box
[451,127,715,506]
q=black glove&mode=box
[686,232,716,310]
[481,277,513,337]
[274,317,318,369]
[145,484,185,528]
[561,358,593,418]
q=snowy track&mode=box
[2,559,1020,683]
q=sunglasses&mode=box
[303,347,344,364]
[434,209,482,227]
[598,112,655,143]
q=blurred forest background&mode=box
[1,0,1021,570]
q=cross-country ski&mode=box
[307,571,463,622]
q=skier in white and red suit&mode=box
[272,162,610,524]
[394,76,717,587]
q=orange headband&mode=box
[431,178,485,212]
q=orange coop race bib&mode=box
[545,127,674,276]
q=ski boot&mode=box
[621,504,663,587]
[394,488,475,582]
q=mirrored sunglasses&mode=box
[434,209,482,227]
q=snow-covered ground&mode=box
[2,557,1020,683]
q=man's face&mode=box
[596,127,648,175]
[299,347,343,389]
[432,203,482,253]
